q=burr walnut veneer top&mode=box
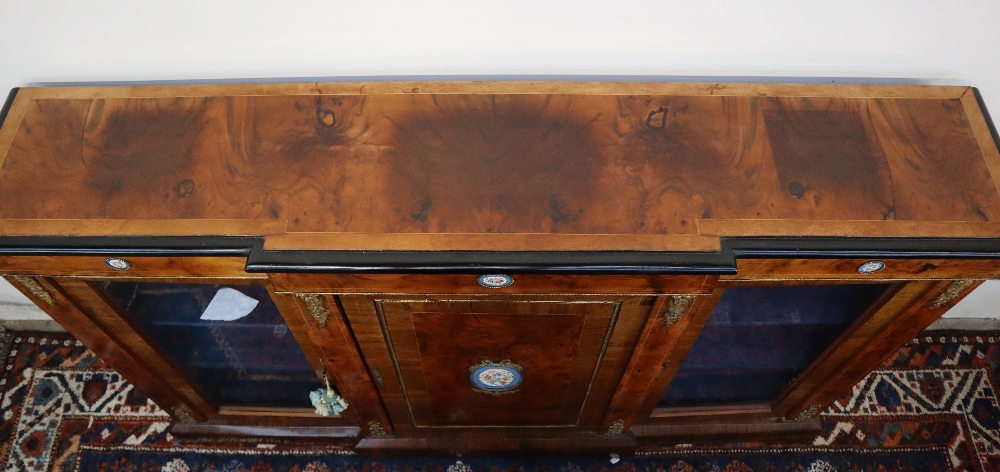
[0,82,998,252]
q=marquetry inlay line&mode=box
[7,275,56,306]
[375,299,623,305]
[276,291,706,297]
[53,275,266,280]
[724,277,979,282]
[372,300,416,427]
[14,82,970,101]
[929,279,979,309]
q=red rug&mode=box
[0,328,997,471]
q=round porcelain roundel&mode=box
[471,364,522,392]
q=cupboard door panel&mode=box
[342,295,653,432]
[390,300,610,427]
[413,311,586,425]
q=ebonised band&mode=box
[1,235,999,274]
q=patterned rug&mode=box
[0,328,998,471]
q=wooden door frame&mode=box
[335,292,663,436]
[4,270,359,428]
[628,275,984,439]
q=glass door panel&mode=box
[99,281,322,408]
[660,283,891,407]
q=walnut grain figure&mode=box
[1,87,999,245]
[765,106,893,219]
[382,95,606,234]
[82,99,206,217]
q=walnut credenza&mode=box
[0,81,999,454]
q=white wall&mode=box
[1,0,1000,320]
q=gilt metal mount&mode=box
[298,294,330,328]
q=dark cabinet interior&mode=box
[98,281,321,408]
[660,283,893,407]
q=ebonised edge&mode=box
[0,88,19,131]
[1,235,1000,274]
[973,87,1000,159]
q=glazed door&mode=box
[340,294,656,433]
[659,283,894,409]
[94,280,323,409]
[633,276,984,439]
[8,273,350,428]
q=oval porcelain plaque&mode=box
[471,363,522,394]
[105,257,131,271]
[474,367,520,389]
[478,274,513,288]
[857,261,885,274]
[469,359,523,396]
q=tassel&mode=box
[310,369,348,417]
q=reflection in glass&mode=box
[100,282,321,408]
[660,284,891,407]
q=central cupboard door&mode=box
[340,295,656,431]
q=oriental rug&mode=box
[0,329,997,471]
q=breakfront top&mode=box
[1,82,999,271]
